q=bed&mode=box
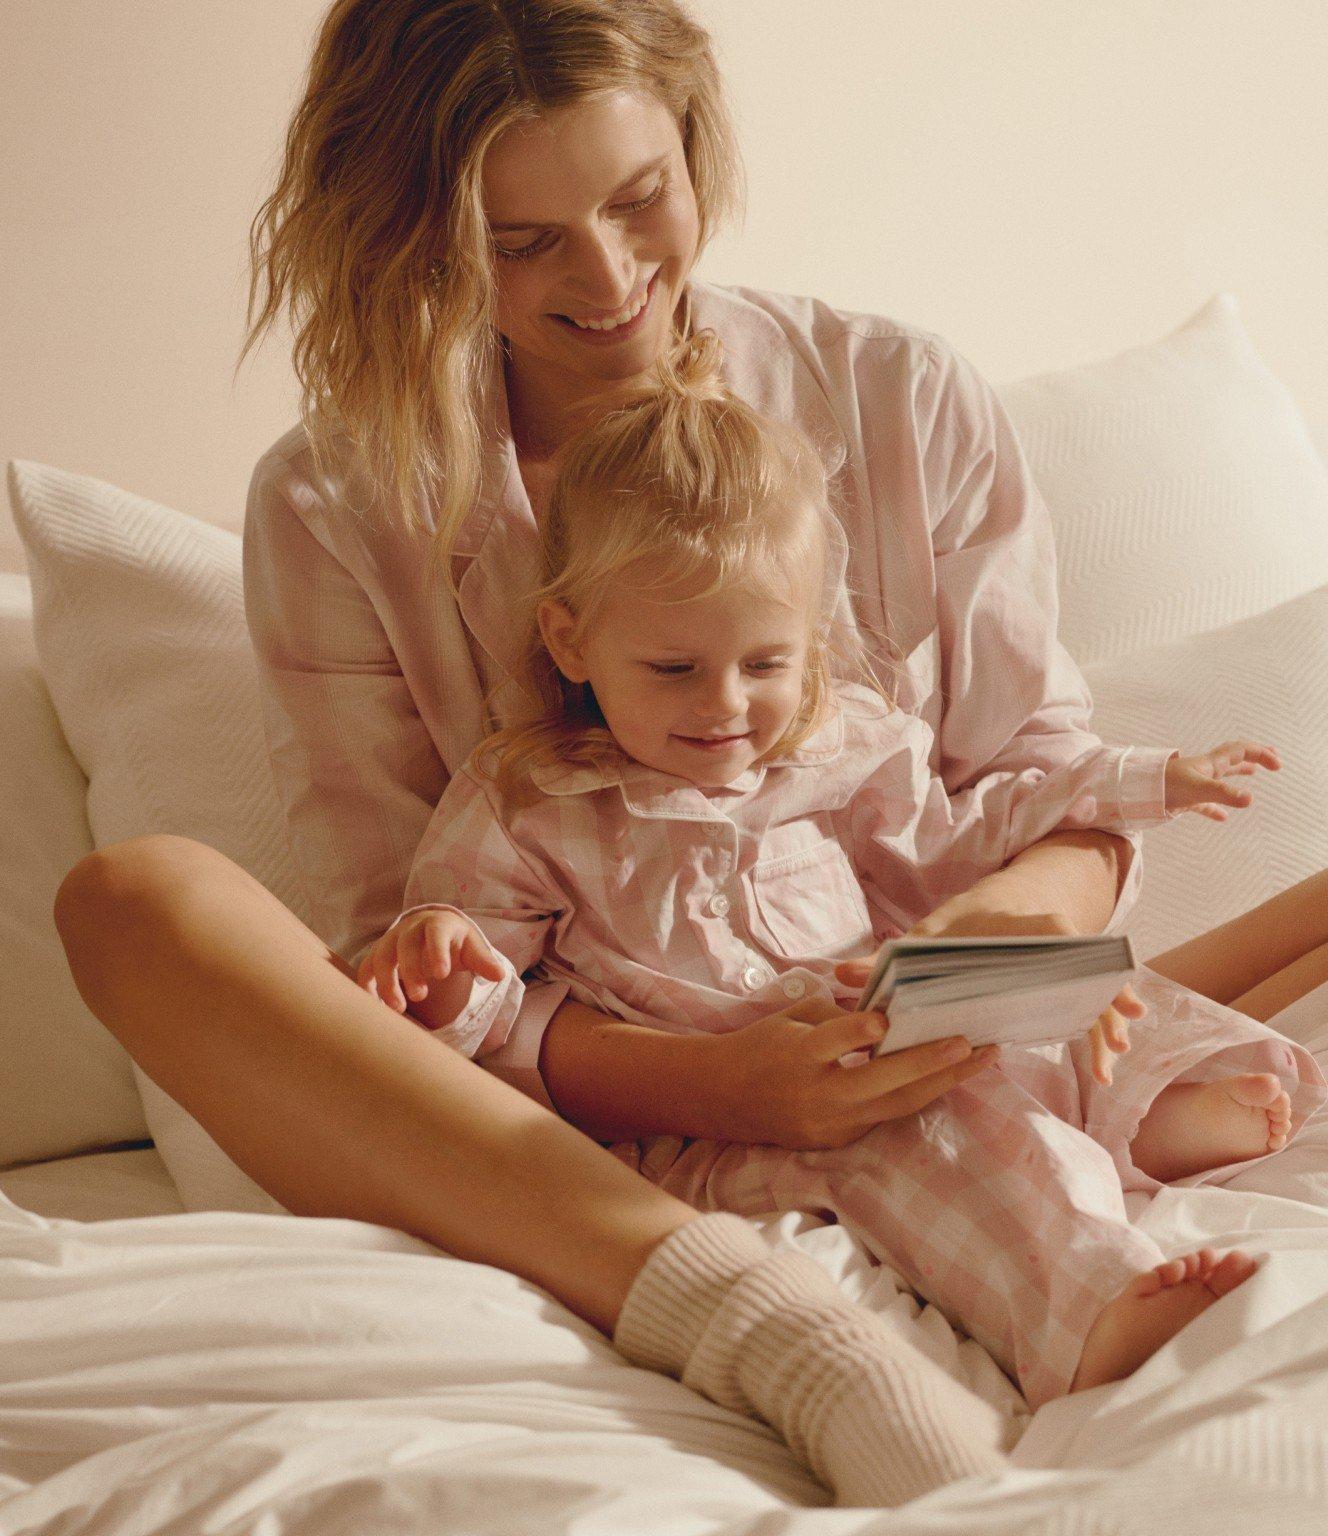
[5,292,1328,1532]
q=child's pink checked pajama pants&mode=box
[604,969,1328,1408]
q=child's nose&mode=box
[699,671,746,717]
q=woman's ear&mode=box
[537,599,589,683]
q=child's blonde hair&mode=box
[477,330,894,806]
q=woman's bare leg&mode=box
[53,834,692,1337]
[53,834,1011,1507]
[1146,868,1328,1020]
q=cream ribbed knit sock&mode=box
[612,1213,1009,1508]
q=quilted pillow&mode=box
[1088,582,1328,961]
[0,574,150,1167]
[8,461,293,1213]
[997,293,1328,667]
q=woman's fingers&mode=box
[859,1046,998,1121]
[850,1033,989,1095]
[807,1005,889,1061]
[832,957,875,990]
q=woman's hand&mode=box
[858,905,1147,1089]
[356,909,505,1018]
[1164,739,1280,820]
[706,995,998,1151]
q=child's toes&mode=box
[1204,1250,1260,1297]
[1267,1091,1292,1149]
[1227,1072,1284,1110]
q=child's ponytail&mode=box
[472,328,897,806]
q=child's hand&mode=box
[356,908,505,1015]
[1164,740,1280,820]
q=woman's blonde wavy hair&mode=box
[475,330,895,809]
[238,0,743,591]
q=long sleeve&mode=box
[911,338,1153,928]
[838,707,1176,937]
[242,456,447,977]
[387,765,571,1062]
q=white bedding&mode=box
[4,982,1328,1533]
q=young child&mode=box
[361,331,1327,1410]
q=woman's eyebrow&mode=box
[488,155,669,233]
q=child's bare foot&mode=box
[1129,1073,1291,1183]
[1071,1249,1259,1393]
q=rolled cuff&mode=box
[480,976,572,1114]
[1113,745,1178,825]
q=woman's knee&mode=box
[54,834,227,950]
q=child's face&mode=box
[540,569,814,787]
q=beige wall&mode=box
[4,1,1326,573]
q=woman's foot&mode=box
[1129,1073,1291,1182]
[1070,1249,1259,1393]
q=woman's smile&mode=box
[552,270,660,344]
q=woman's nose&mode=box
[564,223,635,308]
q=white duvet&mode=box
[5,981,1328,1534]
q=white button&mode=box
[781,974,807,999]
[741,966,763,990]
[708,893,730,917]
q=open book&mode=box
[857,933,1139,1056]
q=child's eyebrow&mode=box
[641,642,797,659]
[488,156,669,233]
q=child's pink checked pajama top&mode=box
[384,683,1328,1407]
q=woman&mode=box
[51,0,1328,1506]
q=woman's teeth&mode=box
[566,286,649,331]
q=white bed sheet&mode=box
[4,981,1328,1533]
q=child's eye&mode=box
[644,661,789,677]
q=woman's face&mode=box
[482,89,701,396]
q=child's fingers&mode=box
[368,940,408,1013]
[1193,803,1230,821]
[460,929,506,980]
[1111,985,1147,1021]
[398,920,449,1001]
[1089,1024,1114,1087]
[1207,740,1280,774]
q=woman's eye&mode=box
[494,180,665,260]
[616,179,666,215]
[494,233,555,262]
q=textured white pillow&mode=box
[8,461,294,1213]
[1088,582,1328,960]
[0,573,150,1167]
[997,293,1328,667]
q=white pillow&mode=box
[0,574,150,1167]
[1088,582,1328,961]
[997,293,1328,667]
[8,461,295,1213]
